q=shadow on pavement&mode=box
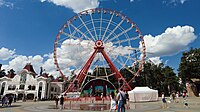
[0,105,21,108]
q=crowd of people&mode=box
[54,95,64,109]
[109,88,129,112]
[161,91,189,109]
[1,95,14,107]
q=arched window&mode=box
[55,88,57,92]
[8,85,12,90]
[28,85,31,90]
[12,85,16,90]
[1,82,6,95]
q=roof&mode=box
[23,63,36,74]
[7,72,16,78]
[52,77,63,82]
[51,76,68,82]
[40,73,49,78]
[128,87,158,93]
[23,63,37,77]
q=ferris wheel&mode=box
[54,8,146,93]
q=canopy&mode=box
[128,87,158,102]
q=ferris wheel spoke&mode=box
[105,26,133,43]
[70,23,93,42]
[62,32,80,40]
[109,54,135,75]
[90,13,98,40]
[101,54,109,80]
[97,53,110,80]
[67,22,72,35]
[112,49,141,61]
[80,72,89,88]
[103,18,124,42]
[101,12,115,41]
[77,25,117,42]
[113,52,137,62]
[112,36,140,45]
[78,16,96,41]
[99,9,103,40]
[107,50,127,65]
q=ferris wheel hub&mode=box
[95,40,103,48]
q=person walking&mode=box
[110,91,117,112]
[60,95,64,109]
[117,88,126,112]
[8,95,13,106]
[125,91,130,109]
[161,92,167,108]
[2,95,6,107]
[54,95,59,109]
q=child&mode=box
[161,93,167,108]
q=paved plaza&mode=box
[1,97,200,112]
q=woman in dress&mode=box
[110,91,117,112]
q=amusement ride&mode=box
[53,8,146,97]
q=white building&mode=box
[0,63,67,100]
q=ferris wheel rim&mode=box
[54,8,146,83]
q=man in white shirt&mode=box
[117,88,126,112]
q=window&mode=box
[8,85,12,90]
[28,85,31,90]
[19,85,25,90]
[7,85,16,90]
[12,85,16,90]
[51,87,54,92]
[20,72,27,84]
[55,88,57,92]
[32,86,36,90]
[28,85,36,90]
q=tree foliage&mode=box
[0,64,6,78]
[136,62,179,96]
[178,48,200,84]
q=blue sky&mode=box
[0,0,199,76]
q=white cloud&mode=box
[149,57,162,65]
[163,0,189,5]
[180,0,188,4]
[41,38,135,77]
[40,0,99,13]
[130,0,140,3]
[1,25,197,77]
[142,26,197,58]
[2,55,44,74]
[0,0,14,8]
[0,47,16,60]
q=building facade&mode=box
[0,63,66,100]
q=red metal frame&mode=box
[54,8,146,95]
[64,40,132,94]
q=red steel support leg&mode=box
[64,40,132,94]
[64,49,98,94]
[100,49,132,90]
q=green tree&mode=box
[7,69,15,74]
[178,48,200,84]
[162,66,179,96]
[0,64,6,78]
[138,62,179,96]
